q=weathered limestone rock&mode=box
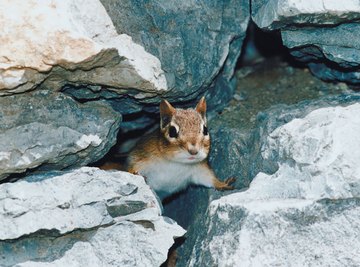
[188,99,360,266]
[0,0,251,132]
[252,0,360,30]
[164,66,350,266]
[0,91,121,181]
[252,0,360,85]
[282,23,360,85]
[100,0,250,108]
[0,167,185,267]
[0,0,167,95]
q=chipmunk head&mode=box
[159,97,210,163]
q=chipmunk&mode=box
[127,97,235,200]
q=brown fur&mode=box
[127,97,235,192]
[127,107,210,169]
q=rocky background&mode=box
[1,0,360,266]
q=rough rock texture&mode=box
[252,0,360,29]
[188,95,360,266]
[164,64,349,266]
[0,167,185,267]
[0,0,167,95]
[100,0,250,109]
[252,0,360,85]
[282,24,360,85]
[0,0,251,135]
[0,91,121,181]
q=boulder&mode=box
[0,91,121,181]
[164,65,349,266]
[252,0,360,30]
[0,0,167,95]
[100,0,250,108]
[0,0,251,131]
[252,0,360,85]
[188,96,360,266]
[0,167,185,267]
[282,24,360,85]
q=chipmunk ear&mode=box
[195,96,207,120]
[160,99,176,128]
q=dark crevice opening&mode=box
[237,21,306,69]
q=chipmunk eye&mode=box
[203,125,208,136]
[169,126,178,138]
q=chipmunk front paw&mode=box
[214,177,236,191]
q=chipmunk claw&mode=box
[225,177,236,186]
[214,177,236,191]
[222,177,236,190]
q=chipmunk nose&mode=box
[188,148,198,155]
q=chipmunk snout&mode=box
[187,142,199,155]
[188,148,199,155]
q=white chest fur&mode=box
[138,159,201,199]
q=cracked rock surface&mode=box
[0,0,167,95]
[188,96,360,266]
[0,167,185,267]
[252,0,360,85]
[100,0,250,108]
[0,91,121,181]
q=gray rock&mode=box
[252,0,360,85]
[188,97,360,266]
[252,0,360,30]
[164,64,352,266]
[282,23,360,85]
[100,0,250,107]
[191,198,360,267]
[308,62,360,85]
[0,0,167,95]
[106,199,148,217]
[1,0,250,135]
[288,27,360,84]
[0,91,121,181]
[282,23,360,67]
[0,167,185,267]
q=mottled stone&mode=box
[252,0,360,85]
[282,23,360,85]
[100,0,250,107]
[0,91,121,180]
[106,200,148,217]
[188,96,360,266]
[0,0,167,95]
[252,0,360,30]
[0,167,185,267]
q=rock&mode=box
[307,62,360,85]
[250,103,360,200]
[0,167,185,267]
[0,0,252,134]
[191,198,360,267]
[188,96,360,266]
[164,65,349,266]
[282,23,360,67]
[0,0,251,132]
[252,0,360,85]
[0,90,121,181]
[0,0,167,95]
[282,23,360,85]
[100,0,250,108]
[208,62,348,191]
[252,0,360,30]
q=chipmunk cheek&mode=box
[202,139,210,148]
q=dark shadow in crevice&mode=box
[237,21,306,69]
